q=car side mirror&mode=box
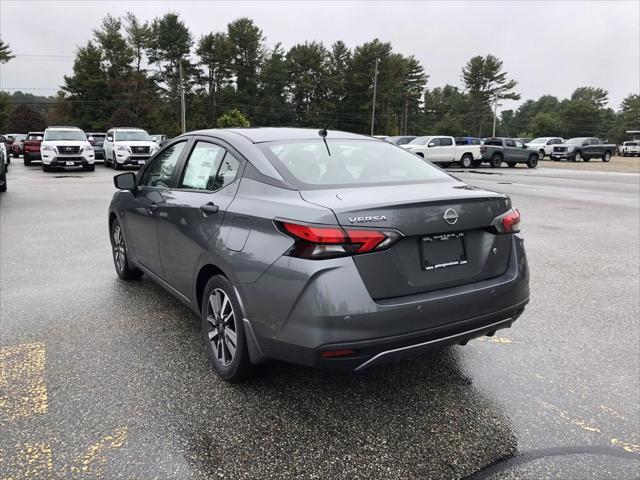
[522,144,527,148]
[114,172,136,191]
[428,142,435,147]
[107,136,113,142]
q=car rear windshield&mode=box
[259,139,451,189]
[27,134,43,141]
[45,130,86,141]
[115,130,150,141]
[530,138,549,143]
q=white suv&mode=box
[104,128,158,170]
[40,127,95,172]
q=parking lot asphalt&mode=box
[1,160,639,479]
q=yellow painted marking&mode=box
[63,426,128,477]
[611,438,640,453]
[477,336,513,344]
[600,405,629,421]
[541,401,601,433]
[0,442,53,479]
[0,343,48,420]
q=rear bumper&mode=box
[241,234,529,370]
[24,151,41,159]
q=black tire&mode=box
[110,218,144,280]
[490,153,502,168]
[602,151,611,162]
[573,151,582,162]
[201,275,252,382]
[0,170,6,192]
[416,152,424,158]
[526,154,538,168]
[42,164,51,172]
[471,160,482,168]
[23,153,31,165]
[12,150,18,159]
[114,154,122,170]
[84,164,95,172]
[507,162,516,168]
[459,154,473,168]
[538,150,545,160]
[583,157,590,162]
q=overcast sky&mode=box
[1,0,638,113]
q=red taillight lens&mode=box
[491,208,521,234]
[321,349,355,358]
[282,222,346,244]
[277,221,402,259]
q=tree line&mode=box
[0,16,638,141]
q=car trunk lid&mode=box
[300,181,513,299]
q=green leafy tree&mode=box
[571,87,609,109]
[62,41,110,129]
[461,54,520,136]
[7,105,47,133]
[227,18,264,103]
[124,12,152,74]
[196,32,234,125]
[326,41,351,123]
[401,55,428,135]
[256,43,292,126]
[217,108,250,128]
[0,92,12,132]
[147,13,195,131]
[109,108,140,128]
[423,85,468,135]
[528,112,563,137]
[93,15,133,80]
[620,94,640,132]
[287,41,330,126]
[0,39,15,64]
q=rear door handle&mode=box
[200,202,219,216]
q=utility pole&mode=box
[370,58,379,136]
[179,59,186,134]
[403,97,409,135]
[492,94,498,137]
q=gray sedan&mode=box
[108,128,530,381]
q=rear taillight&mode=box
[277,221,402,259]
[491,208,521,234]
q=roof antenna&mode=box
[318,110,338,156]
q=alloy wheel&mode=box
[112,225,126,272]
[206,288,238,367]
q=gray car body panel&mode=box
[108,128,530,371]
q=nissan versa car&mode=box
[108,128,529,381]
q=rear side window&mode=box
[505,139,516,147]
[259,139,451,188]
[179,142,241,191]
[484,139,502,146]
[439,137,453,146]
[180,142,226,190]
[140,141,186,188]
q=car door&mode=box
[157,138,244,298]
[123,139,189,277]
[504,139,517,161]
[438,137,455,161]
[512,140,528,161]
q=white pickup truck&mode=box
[401,135,482,168]
[619,141,640,157]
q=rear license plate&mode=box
[66,161,75,166]
[138,160,145,165]
[421,232,467,271]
